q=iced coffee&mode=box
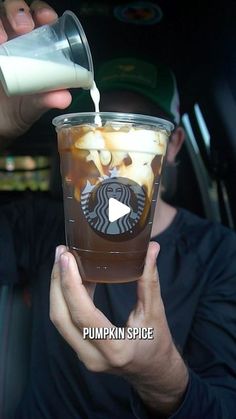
[53,112,173,283]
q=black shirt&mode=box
[1,195,236,418]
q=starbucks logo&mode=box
[81,177,146,238]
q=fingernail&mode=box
[55,246,64,263]
[155,246,160,258]
[34,7,58,19]
[13,9,34,27]
[60,254,69,273]
[151,242,160,259]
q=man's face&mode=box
[100,90,172,120]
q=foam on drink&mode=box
[71,124,167,201]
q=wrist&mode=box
[131,342,189,416]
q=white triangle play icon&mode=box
[108,198,131,222]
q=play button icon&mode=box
[81,177,146,238]
[108,198,131,222]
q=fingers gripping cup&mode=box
[0,11,93,96]
[53,112,174,283]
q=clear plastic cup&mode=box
[53,112,174,283]
[0,11,93,96]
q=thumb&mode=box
[20,90,72,125]
[142,241,160,281]
[136,241,161,314]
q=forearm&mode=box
[128,342,189,417]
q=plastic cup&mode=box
[0,11,93,96]
[53,112,174,283]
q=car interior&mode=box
[0,1,235,417]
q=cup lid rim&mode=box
[52,111,175,131]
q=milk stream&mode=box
[89,81,102,125]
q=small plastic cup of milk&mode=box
[0,10,93,96]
